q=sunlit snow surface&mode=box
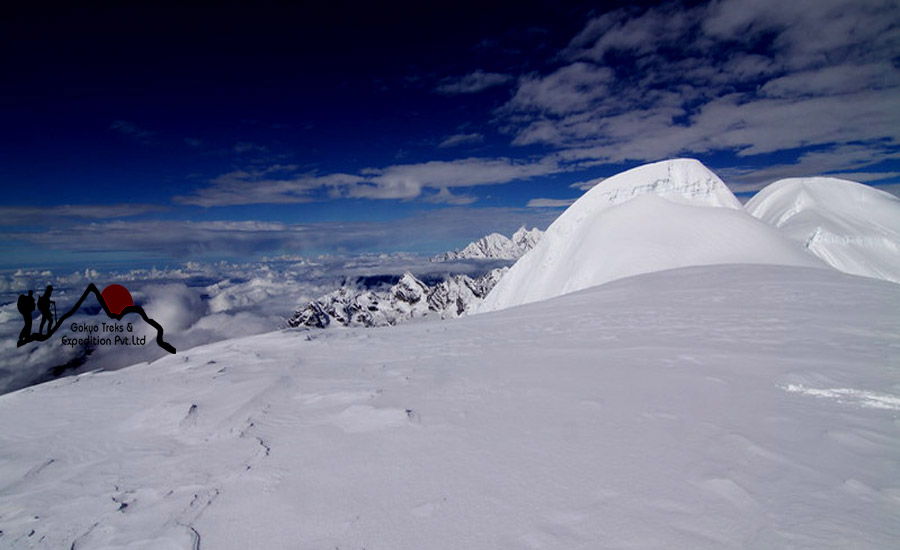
[1,264,898,549]
[746,177,900,283]
[479,159,825,312]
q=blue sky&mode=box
[2,1,899,269]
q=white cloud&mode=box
[497,1,900,169]
[526,198,577,208]
[716,143,900,192]
[504,63,615,116]
[0,204,167,226]
[794,145,900,173]
[139,283,204,333]
[174,166,364,207]
[18,220,309,257]
[565,4,701,63]
[10,206,563,259]
[703,0,900,72]
[351,157,561,200]
[438,133,485,148]
[568,178,604,191]
[758,63,899,98]
[436,70,513,94]
[423,188,477,205]
[177,156,563,206]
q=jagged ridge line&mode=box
[17,283,176,354]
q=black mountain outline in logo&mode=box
[17,283,176,354]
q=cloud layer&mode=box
[176,1,900,209]
[498,0,900,170]
[436,70,513,94]
[178,157,562,206]
[11,208,561,259]
[0,204,167,226]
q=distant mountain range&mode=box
[288,227,542,329]
[287,268,509,328]
[432,227,543,261]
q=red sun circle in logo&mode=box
[101,284,134,315]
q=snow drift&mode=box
[480,159,823,312]
[746,177,900,283]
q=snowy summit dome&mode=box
[479,159,824,312]
[746,177,900,284]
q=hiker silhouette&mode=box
[38,285,55,335]
[17,290,35,343]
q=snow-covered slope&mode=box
[746,177,900,283]
[433,227,543,261]
[1,265,898,549]
[481,159,823,312]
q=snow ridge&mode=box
[582,158,743,212]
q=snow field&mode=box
[1,265,898,549]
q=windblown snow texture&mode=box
[746,177,900,283]
[480,159,824,312]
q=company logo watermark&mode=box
[63,321,150,348]
[16,283,176,354]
